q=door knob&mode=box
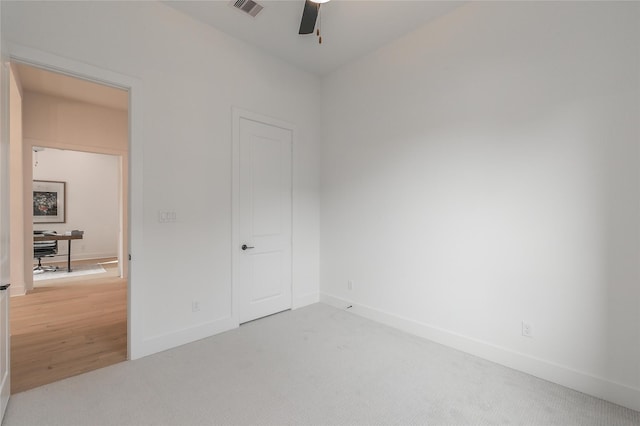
[241,244,254,251]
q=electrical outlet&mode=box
[522,321,533,338]
[192,301,200,313]
[347,280,353,291]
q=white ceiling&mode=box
[13,1,463,106]
[14,63,128,111]
[164,0,464,76]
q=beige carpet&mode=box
[3,303,639,425]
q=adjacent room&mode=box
[6,63,129,393]
[0,1,638,425]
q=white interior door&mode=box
[238,117,292,324]
[0,58,12,419]
[0,285,8,419]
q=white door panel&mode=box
[250,251,284,302]
[0,57,12,419]
[0,289,8,418]
[238,117,292,324]
[251,136,284,237]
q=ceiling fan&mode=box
[298,0,330,43]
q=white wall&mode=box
[32,148,119,261]
[321,2,640,410]
[2,1,320,357]
[8,64,27,296]
[23,91,128,153]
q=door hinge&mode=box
[128,254,132,261]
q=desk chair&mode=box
[33,230,59,274]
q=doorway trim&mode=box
[231,107,295,326]
[7,43,143,360]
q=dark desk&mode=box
[34,234,83,272]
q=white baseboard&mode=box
[40,252,117,264]
[71,252,118,262]
[133,293,319,360]
[320,292,640,412]
[132,316,238,360]
[9,284,26,297]
[293,292,319,310]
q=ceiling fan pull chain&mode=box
[317,5,322,44]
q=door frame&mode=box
[231,107,295,326]
[0,43,12,421]
[7,43,144,360]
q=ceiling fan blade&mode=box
[299,0,319,35]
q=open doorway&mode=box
[8,63,129,393]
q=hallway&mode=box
[10,259,126,393]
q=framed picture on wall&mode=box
[33,180,66,223]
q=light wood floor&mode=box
[10,259,127,394]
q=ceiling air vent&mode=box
[231,0,264,18]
